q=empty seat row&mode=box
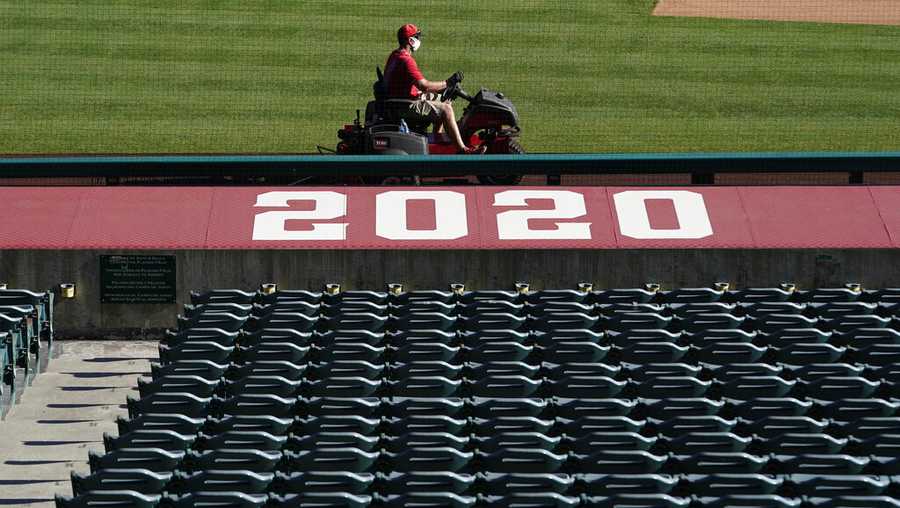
[0,288,55,395]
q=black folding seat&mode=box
[531,313,599,332]
[317,342,384,363]
[809,302,877,318]
[393,312,457,332]
[386,397,465,418]
[789,362,863,380]
[665,432,751,453]
[483,493,583,508]
[88,448,184,473]
[481,472,573,495]
[708,363,782,381]
[542,341,610,363]
[460,312,527,332]
[190,289,256,306]
[390,329,458,346]
[660,288,725,304]
[779,454,869,475]
[720,376,796,400]
[526,301,594,318]
[555,398,635,419]
[608,329,682,347]
[213,394,296,418]
[825,314,891,333]
[390,415,468,435]
[549,375,624,398]
[257,289,321,305]
[459,290,520,304]
[738,302,806,318]
[728,287,793,303]
[388,447,473,472]
[325,290,388,305]
[184,302,254,318]
[800,376,879,401]
[799,287,861,303]
[460,300,524,316]
[840,328,900,348]
[682,473,783,496]
[298,415,380,436]
[461,329,529,347]
[70,469,172,495]
[627,363,702,381]
[471,397,549,418]
[203,415,294,435]
[678,314,745,333]
[560,416,644,436]
[668,303,736,317]
[477,431,561,453]
[380,492,477,508]
[577,450,667,474]
[603,313,672,332]
[197,430,287,451]
[307,376,382,398]
[527,289,589,305]
[167,470,273,494]
[393,289,456,305]
[253,300,319,317]
[302,397,381,417]
[675,452,768,474]
[469,361,539,379]
[392,376,462,397]
[385,431,469,452]
[656,416,737,436]
[392,343,459,363]
[239,342,310,364]
[747,416,829,438]
[229,360,307,381]
[103,429,196,452]
[137,375,220,398]
[116,413,205,435]
[776,343,847,364]
[321,312,387,332]
[391,300,457,316]
[240,328,312,347]
[126,392,211,419]
[183,448,283,472]
[289,431,380,452]
[696,494,801,508]
[696,343,768,364]
[589,494,695,508]
[569,431,656,452]
[479,448,567,474]
[55,491,161,508]
[579,473,679,495]
[852,434,900,455]
[595,288,658,304]
[843,417,900,438]
[636,376,711,399]
[246,312,317,332]
[546,362,619,380]
[599,303,666,316]
[790,474,890,497]
[684,329,755,347]
[856,344,900,365]
[820,398,897,421]
[621,342,690,363]
[754,314,819,333]
[470,341,534,363]
[761,433,847,454]
[312,360,384,380]
[474,416,554,435]
[270,471,374,494]
[757,328,831,347]
[159,341,234,365]
[162,328,240,347]
[177,312,248,332]
[151,359,229,381]
[323,300,388,317]
[163,492,268,508]
[732,398,812,419]
[643,398,724,419]
[267,492,372,508]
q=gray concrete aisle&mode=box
[0,341,158,506]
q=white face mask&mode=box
[409,37,421,52]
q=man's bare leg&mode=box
[440,103,468,151]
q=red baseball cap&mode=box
[399,23,421,39]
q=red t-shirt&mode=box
[384,49,424,99]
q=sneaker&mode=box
[459,144,487,155]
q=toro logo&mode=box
[250,188,714,246]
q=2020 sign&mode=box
[251,190,713,241]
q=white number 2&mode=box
[494,190,592,240]
[252,191,348,240]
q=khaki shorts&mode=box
[406,92,443,123]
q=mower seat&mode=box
[365,100,432,133]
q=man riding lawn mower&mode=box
[336,24,524,184]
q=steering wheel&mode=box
[440,71,464,102]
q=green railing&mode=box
[1,152,898,184]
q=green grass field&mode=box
[3,0,900,153]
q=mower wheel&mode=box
[478,138,524,185]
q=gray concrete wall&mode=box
[1,249,899,338]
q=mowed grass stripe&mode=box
[3,0,899,153]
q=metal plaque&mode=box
[100,255,176,304]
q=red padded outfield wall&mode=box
[0,186,897,250]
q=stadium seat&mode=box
[167,469,273,494]
[55,490,160,508]
[70,468,172,495]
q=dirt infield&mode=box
[653,0,900,26]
